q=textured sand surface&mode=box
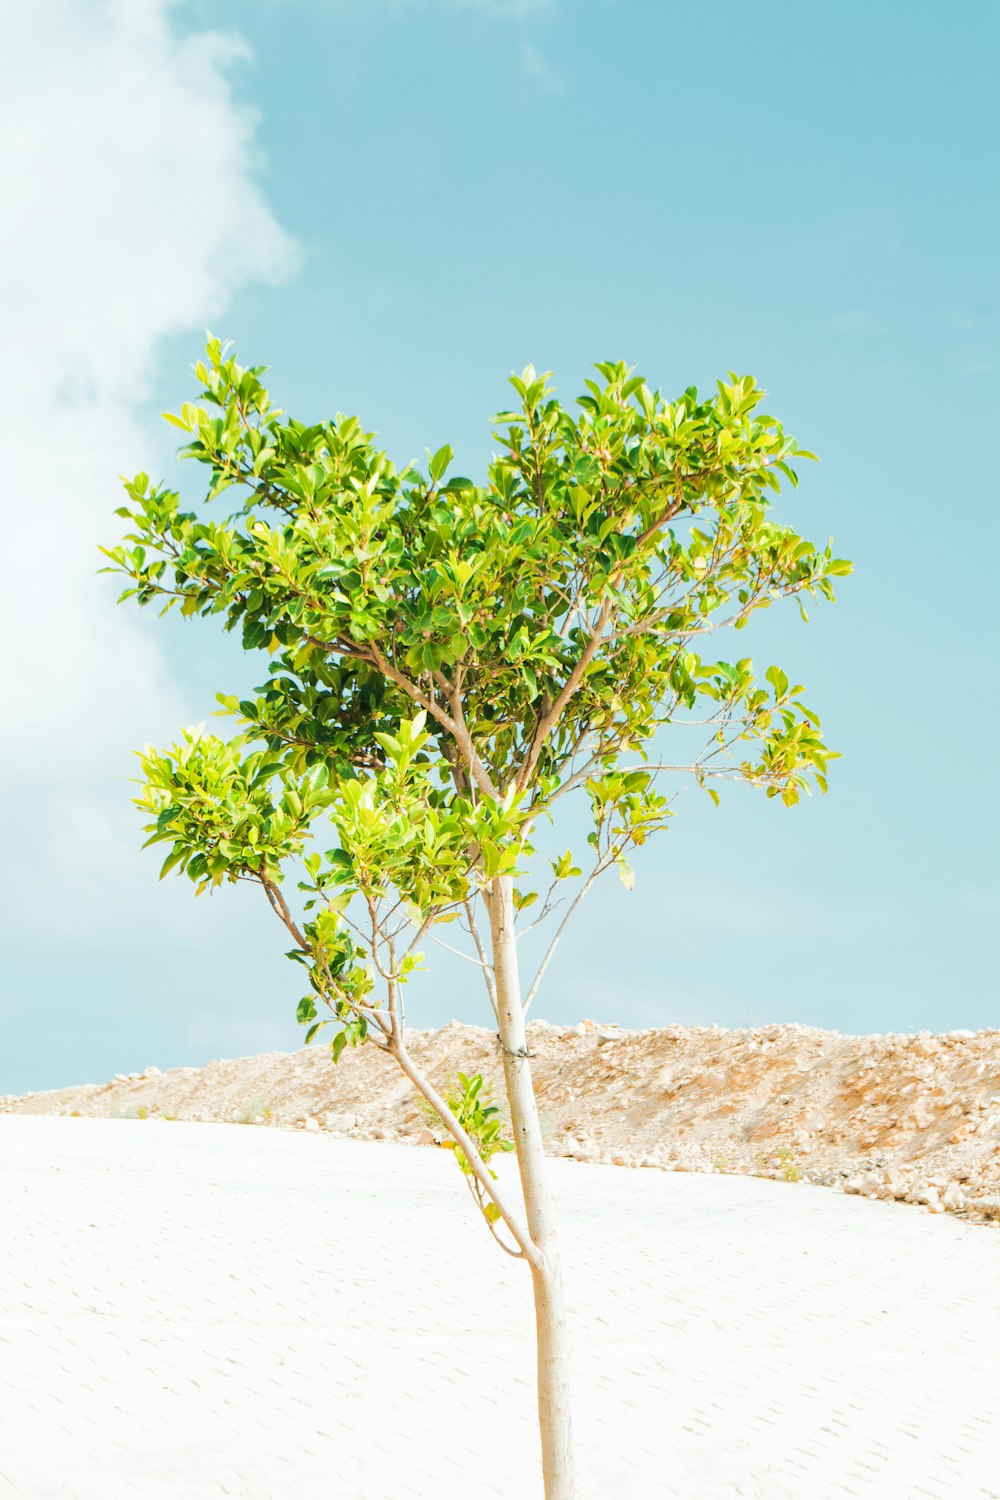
[2,1116,998,1499]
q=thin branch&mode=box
[449,679,501,800]
[390,1042,538,1266]
[516,597,613,792]
[402,910,437,960]
[256,872,391,1042]
[515,893,564,938]
[633,490,686,551]
[364,892,396,983]
[556,579,588,640]
[469,1175,524,1259]
[428,933,493,970]
[462,897,498,1014]
[522,860,608,1015]
[524,876,602,1014]
[543,747,607,805]
[624,762,733,776]
[259,870,309,950]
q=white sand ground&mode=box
[1,1117,997,1500]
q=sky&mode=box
[2,0,997,1094]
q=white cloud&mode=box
[518,38,562,93]
[0,0,298,929]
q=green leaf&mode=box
[330,1031,349,1064]
[766,665,789,700]
[428,444,453,483]
[158,846,187,879]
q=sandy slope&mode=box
[4,1020,999,1223]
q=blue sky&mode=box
[2,0,997,1093]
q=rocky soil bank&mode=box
[3,1021,998,1225]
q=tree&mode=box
[103,340,851,1499]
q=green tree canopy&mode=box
[104,339,849,1061]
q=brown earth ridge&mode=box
[4,1021,999,1225]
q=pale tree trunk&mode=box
[488,875,576,1500]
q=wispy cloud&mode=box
[453,0,554,15]
[519,38,563,93]
[0,0,298,931]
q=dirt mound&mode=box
[3,1020,998,1224]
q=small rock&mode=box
[303,1116,320,1132]
[942,1182,966,1212]
[697,1069,726,1089]
[883,1171,910,1201]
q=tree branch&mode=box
[633,490,686,551]
[522,862,607,1015]
[516,598,613,792]
[389,1042,538,1266]
[256,872,391,1042]
[462,897,498,1014]
[259,870,309,950]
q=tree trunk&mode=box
[488,875,576,1500]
